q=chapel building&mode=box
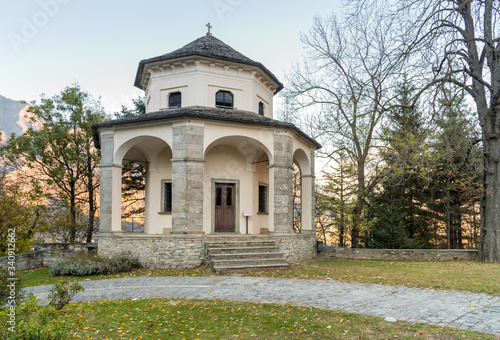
[92,31,321,270]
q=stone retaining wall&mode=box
[99,232,317,269]
[0,243,98,271]
[34,243,97,266]
[0,250,44,271]
[317,246,478,261]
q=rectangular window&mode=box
[169,92,182,108]
[162,181,172,213]
[258,184,268,213]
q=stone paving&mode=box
[26,276,500,337]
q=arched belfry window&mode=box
[258,102,265,115]
[169,92,182,108]
[216,90,234,108]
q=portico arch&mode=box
[204,136,272,234]
[293,148,315,232]
[116,136,173,234]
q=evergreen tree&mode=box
[317,153,356,246]
[366,81,433,248]
[426,89,482,249]
[115,97,146,119]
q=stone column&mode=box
[99,131,122,234]
[270,131,293,233]
[171,122,205,235]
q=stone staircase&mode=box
[205,240,288,273]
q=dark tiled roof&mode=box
[134,34,284,94]
[92,106,320,149]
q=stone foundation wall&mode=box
[318,246,478,261]
[99,235,206,269]
[99,232,317,269]
[275,231,317,263]
[0,243,98,271]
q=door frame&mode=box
[211,179,239,233]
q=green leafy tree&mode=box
[0,173,43,255]
[2,85,107,243]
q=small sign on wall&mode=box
[243,210,252,217]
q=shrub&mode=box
[0,267,23,307]
[0,294,80,339]
[48,281,84,310]
[49,254,141,276]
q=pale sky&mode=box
[0,0,341,114]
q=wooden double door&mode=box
[214,183,236,232]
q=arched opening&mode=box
[216,90,234,108]
[168,92,182,108]
[258,102,265,115]
[293,148,313,232]
[293,163,302,233]
[121,159,146,232]
[204,136,271,234]
[115,136,172,234]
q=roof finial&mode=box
[206,22,213,36]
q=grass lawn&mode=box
[16,260,500,339]
[264,259,500,295]
[62,298,494,339]
[20,259,500,295]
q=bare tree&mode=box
[286,4,410,247]
[387,0,500,262]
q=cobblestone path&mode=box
[26,276,500,336]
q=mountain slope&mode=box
[0,95,28,141]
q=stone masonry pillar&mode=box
[99,131,122,234]
[171,122,205,234]
[270,131,294,233]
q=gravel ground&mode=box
[25,276,500,336]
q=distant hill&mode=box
[0,95,29,142]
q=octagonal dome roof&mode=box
[134,34,284,94]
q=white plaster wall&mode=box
[254,161,270,231]
[145,146,173,234]
[144,60,275,116]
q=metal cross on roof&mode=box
[206,22,212,35]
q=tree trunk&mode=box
[85,151,95,243]
[339,163,345,247]
[69,185,77,243]
[446,187,451,249]
[478,135,500,261]
[351,160,366,248]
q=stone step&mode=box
[212,256,286,267]
[208,246,280,255]
[212,263,288,274]
[205,241,277,249]
[210,252,283,260]
[205,240,288,273]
